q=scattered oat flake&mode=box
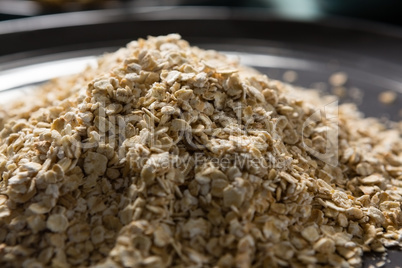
[282,70,298,83]
[379,90,397,105]
[329,71,348,87]
[331,86,347,98]
[376,260,386,267]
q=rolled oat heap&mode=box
[0,34,402,268]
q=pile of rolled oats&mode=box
[0,34,402,268]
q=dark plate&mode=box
[0,6,401,267]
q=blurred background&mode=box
[1,0,402,26]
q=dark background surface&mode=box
[1,0,402,27]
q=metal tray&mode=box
[0,6,401,267]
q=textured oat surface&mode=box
[0,34,402,268]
